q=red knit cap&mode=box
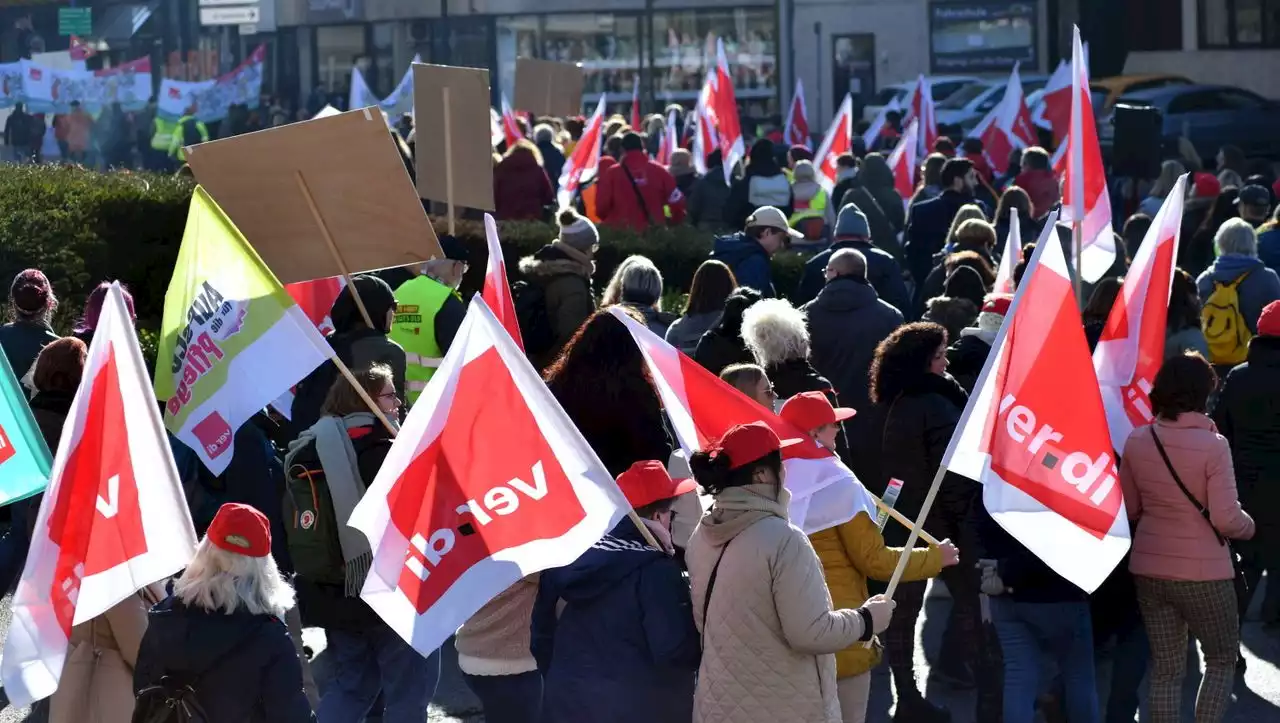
[1258,301,1280,338]
[207,503,272,558]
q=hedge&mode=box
[0,165,809,334]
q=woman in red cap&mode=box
[685,421,895,723]
[133,503,314,723]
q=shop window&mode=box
[370,22,395,98]
[316,25,366,96]
[1199,0,1280,47]
[650,9,778,120]
[496,15,640,116]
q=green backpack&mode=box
[1201,269,1254,366]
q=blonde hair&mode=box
[945,204,988,248]
[175,538,295,618]
[1152,160,1186,198]
[323,363,393,417]
[741,298,809,367]
[504,138,545,167]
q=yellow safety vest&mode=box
[169,115,209,161]
[389,275,454,405]
[151,118,176,151]
[789,188,828,226]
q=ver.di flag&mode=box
[609,307,875,534]
[348,298,629,657]
[0,345,51,506]
[942,212,1129,592]
[481,213,523,350]
[1060,26,1115,283]
[2,284,197,706]
[154,186,332,474]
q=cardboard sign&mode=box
[185,107,442,285]
[514,59,584,117]
[414,64,495,212]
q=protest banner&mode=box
[15,56,152,114]
[2,284,197,707]
[351,56,420,125]
[413,63,496,232]
[514,59,584,117]
[0,346,51,507]
[157,45,265,123]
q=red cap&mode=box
[617,461,697,509]
[982,294,1014,316]
[714,421,802,470]
[1258,300,1280,338]
[1193,172,1221,199]
[779,391,855,433]
[207,503,272,558]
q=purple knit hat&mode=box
[9,269,55,314]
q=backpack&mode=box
[180,118,204,149]
[512,279,555,358]
[131,621,264,723]
[1201,269,1254,366]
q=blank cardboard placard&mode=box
[414,63,495,212]
[185,107,442,285]
[514,59,584,117]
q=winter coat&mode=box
[796,239,910,314]
[1257,223,1280,274]
[858,155,906,238]
[693,327,754,377]
[974,500,1087,603]
[51,587,161,723]
[874,373,978,548]
[494,150,554,221]
[918,247,994,308]
[923,296,979,342]
[1120,413,1255,582]
[134,597,314,723]
[289,328,405,439]
[0,319,58,381]
[1196,254,1280,335]
[832,182,903,261]
[1213,336,1280,541]
[686,483,867,723]
[688,170,732,232]
[532,520,700,723]
[809,512,940,678]
[904,189,975,293]
[1165,325,1209,360]
[946,330,994,394]
[620,301,678,338]
[666,311,722,356]
[710,232,774,297]
[726,169,793,230]
[597,150,687,230]
[803,277,903,416]
[537,140,567,191]
[518,245,596,368]
[1014,169,1061,218]
[766,358,849,462]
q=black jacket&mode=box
[692,327,753,377]
[0,320,58,381]
[919,247,994,309]
[904,189,974,290]
[767,358,850,462]
[803,277,903,416]
[687,168,732,232]
[1213,336,1280,535]
[538,140,567,191]
[946,332,994,395]
[795,239,911,314]
[831,180,902,260]
[134,597,314,723]
[975,500,1087,603]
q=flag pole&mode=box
[869,492,941,547]
[1073,219,1084,311]
[627,508,662,550]
[295,170,376,331]
[327,349,400,437]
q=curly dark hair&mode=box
[869,322,948,404]
[1150,352,1217,420]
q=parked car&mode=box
[862,75,980,121]
[934,75,1050,132]
[1028,74,1191,142]
[1108,84,1280,161]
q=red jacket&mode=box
[596,150,687,231]
[1014,168,1061,219]
[494,149,555,221]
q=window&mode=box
[1168,91,1232,114]
[496,14,641,113]
[651,9,778,119]
[315,25,366,95]
[1199,0,1280,47]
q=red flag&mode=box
[943,212,1129,592]
[557,95,607,208]
[1060,26,1116,283]
[905,75,938,157]
[481,213,523,351]
[888,119,920,212]
[783,79,810,149]
[285,276,347,336]
[711,39,745,183]
[1095,174,1187,450]
[348,299,629,657]
[1033,52,1083,143]
[813,94,852,194]
[1,284,197,706]
[655,109,677,166]
[862,97,901,151]
[973,64,1038,176]
[500,94,523,149]
[691,74,719,176]
[630,76,641,131]
[609,308,875,534]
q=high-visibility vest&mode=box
[789,188,828,227]
[169,115,209,161]
[151,118,176,151]
[388,275,455,405]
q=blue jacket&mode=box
[532,520,700,723]
[1196,254,1280,334]
[134,597,314,723]
[1258,225,1280,275]
[711,232,774,297]
[796,239,910,314]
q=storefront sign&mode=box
[200,6,261,26]
[57,8,92,37]
[929,1,1037,73]
[307,0,363,24]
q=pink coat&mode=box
[1120,413,1254,582]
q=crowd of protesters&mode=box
[2,87,1280,723]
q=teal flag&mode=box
[0,348,51,506]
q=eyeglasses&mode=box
[377,391,400,404]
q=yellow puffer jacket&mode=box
[809,512,943,679]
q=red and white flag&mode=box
[1060,26,1116,283]
[500,94,523,149]
[905,75,938,157]
[813,93,853,194]
[1052,134,1069,174]
[691,73,720,176]
[972,64,1039,176]
[711,39,745,183]
[655,109,678,166]
[2,283,197,706]
[348,299,629,657]
[888,119,920,213]
[490,108,504,149]
[609,308,875,534]
[1094,174,1187,451]
[862,97,901,151]
[943,212,1129,593]
[557,94,607,209]
[481,213,523,351]
[1033,59,1072,139]
[285,276,347,336]
[994,209,1022,294]
[630,76,642,131]
[783,78,811,149]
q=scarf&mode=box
[286,412,380,596]
[697,482,792,547]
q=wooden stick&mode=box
[884,466,948,600]
[869,491,941,547]
[328,349,399,437]
[443,86,456,237]
[626,509,662,551]
[296,170,375,330]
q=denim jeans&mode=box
[317,623,441,723]
[990,597,1099,723]
[461,671,543,723]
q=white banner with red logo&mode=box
[157,45,265,123]
[348,298,630,657]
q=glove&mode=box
[978,558,1008,596]
[861,594,896,635]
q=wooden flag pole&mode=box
[443,87,456,237]
[327,349,400,437]
[869,492,941,547]
[295,170,376,330]
[1073,220,1084,311]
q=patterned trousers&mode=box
[1134,576,1239,723]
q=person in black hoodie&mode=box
[694,286,762,376]
[725,138,793,229]
[133,503,314,723]
[796,204,911,313]
[829,154,900,258]
[905,158,980,311]
[946,294,1011,394]
[532,461,701,723]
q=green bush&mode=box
[0,165,809,335]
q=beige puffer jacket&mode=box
[686,483,866,723]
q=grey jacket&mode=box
[666,311,722,356]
